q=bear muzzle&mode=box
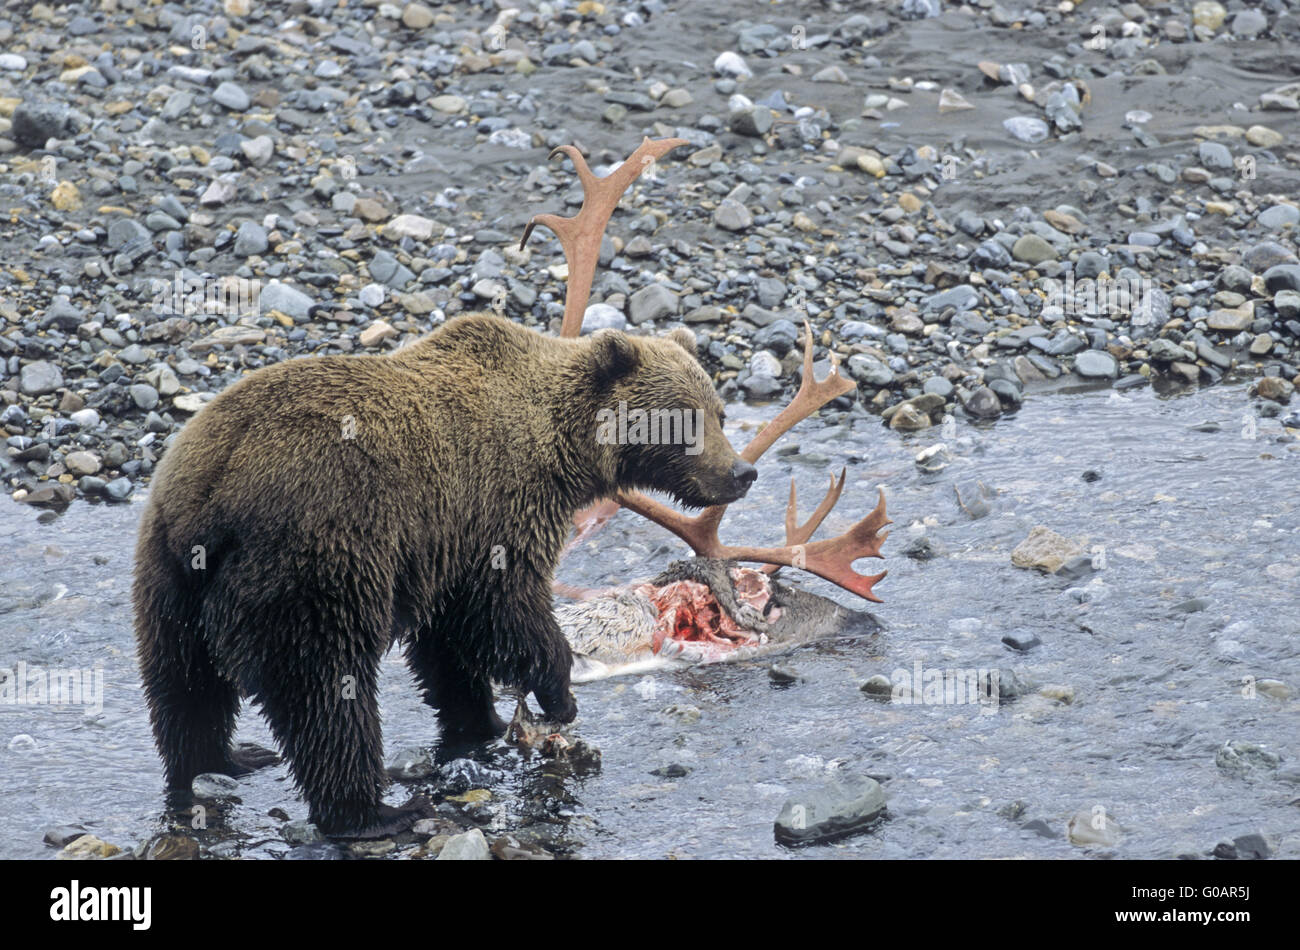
[708,458,757,506]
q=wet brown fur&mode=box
[132,313,748,833]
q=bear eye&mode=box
[717,410,726,426]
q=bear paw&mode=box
[327,796,436,840]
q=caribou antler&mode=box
[528,139,891,602]
[521,136,688,337]
[614,323,890,602]
[760,468,847,577]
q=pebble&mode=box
[713,198,753,232]
[1003,117,1049,143]
[0,0,1289,521]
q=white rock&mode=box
[713,51,752,79]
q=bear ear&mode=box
[588,328,639,383]
[666,327,698,358]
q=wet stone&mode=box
[774,777,887,846]
[1001,630,1042,653]
[963,386,1001,419]
[192,773,240,800]
[1074,350,1118,378]
[1215,740,1281,778]
[1012,526,1084,574]
[436,828,491,860]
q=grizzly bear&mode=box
[133,314,756,836]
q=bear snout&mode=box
[704,458,757,505]
[730,459,758,493]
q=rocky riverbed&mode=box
[1,0,1298,505]
[0,0,1297,859]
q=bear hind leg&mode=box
[136,592,242,791]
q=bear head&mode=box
[585,327,757,509]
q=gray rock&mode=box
[1198,141,1233,171]
[1012,234,1058,264]
[923,284,980,313]
[43,826,88,848]
[107,218,152,251]
[1075,251,1107,279]
[212,81,251,112]
[1230,9,1268,38]
[628,283,679,324]
[1074,350,1118,378]
[989,377,1022,408]
[1003,116,1049,144]
[754,277,786,309]
[923,376,954,398]
[19,361,63,396]
[191,773,240,800]
[847,354,894,386]
[11,100,78,146]
[956,210,984,236]
[581,303,626,333]
[1274,290,1300,320]
[754,319,799,356]
[1147,338,1189,362]
[749,351,782,378]
[130,384,160,410]
[713,198,753,232]
[741,372,782,398]
[385,746,434,780]
[117,344,149,365]
[1258,204,1300,229]
[1244,242,1298,271]
[1215,740,1281,778]
[41,299,83,331]
[729,105,773,137]
[104,477,133,503]
[713,51,753,79]
[741,304,782,327]
[963,386,1001,419]
[259,281,315,319]
[1264,264,1300,293]
[233,220,269,257]
[160,90,194,121]
[774,777,887,846]
[972,241,1011,269]
[282,821,324,845]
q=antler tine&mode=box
[759,469,847,576]
[520,136,689,339]
[740,320,855,463]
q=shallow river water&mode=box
[1,382,1297,859]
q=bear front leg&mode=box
[405,631,508,741]
[513,609,578,725]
